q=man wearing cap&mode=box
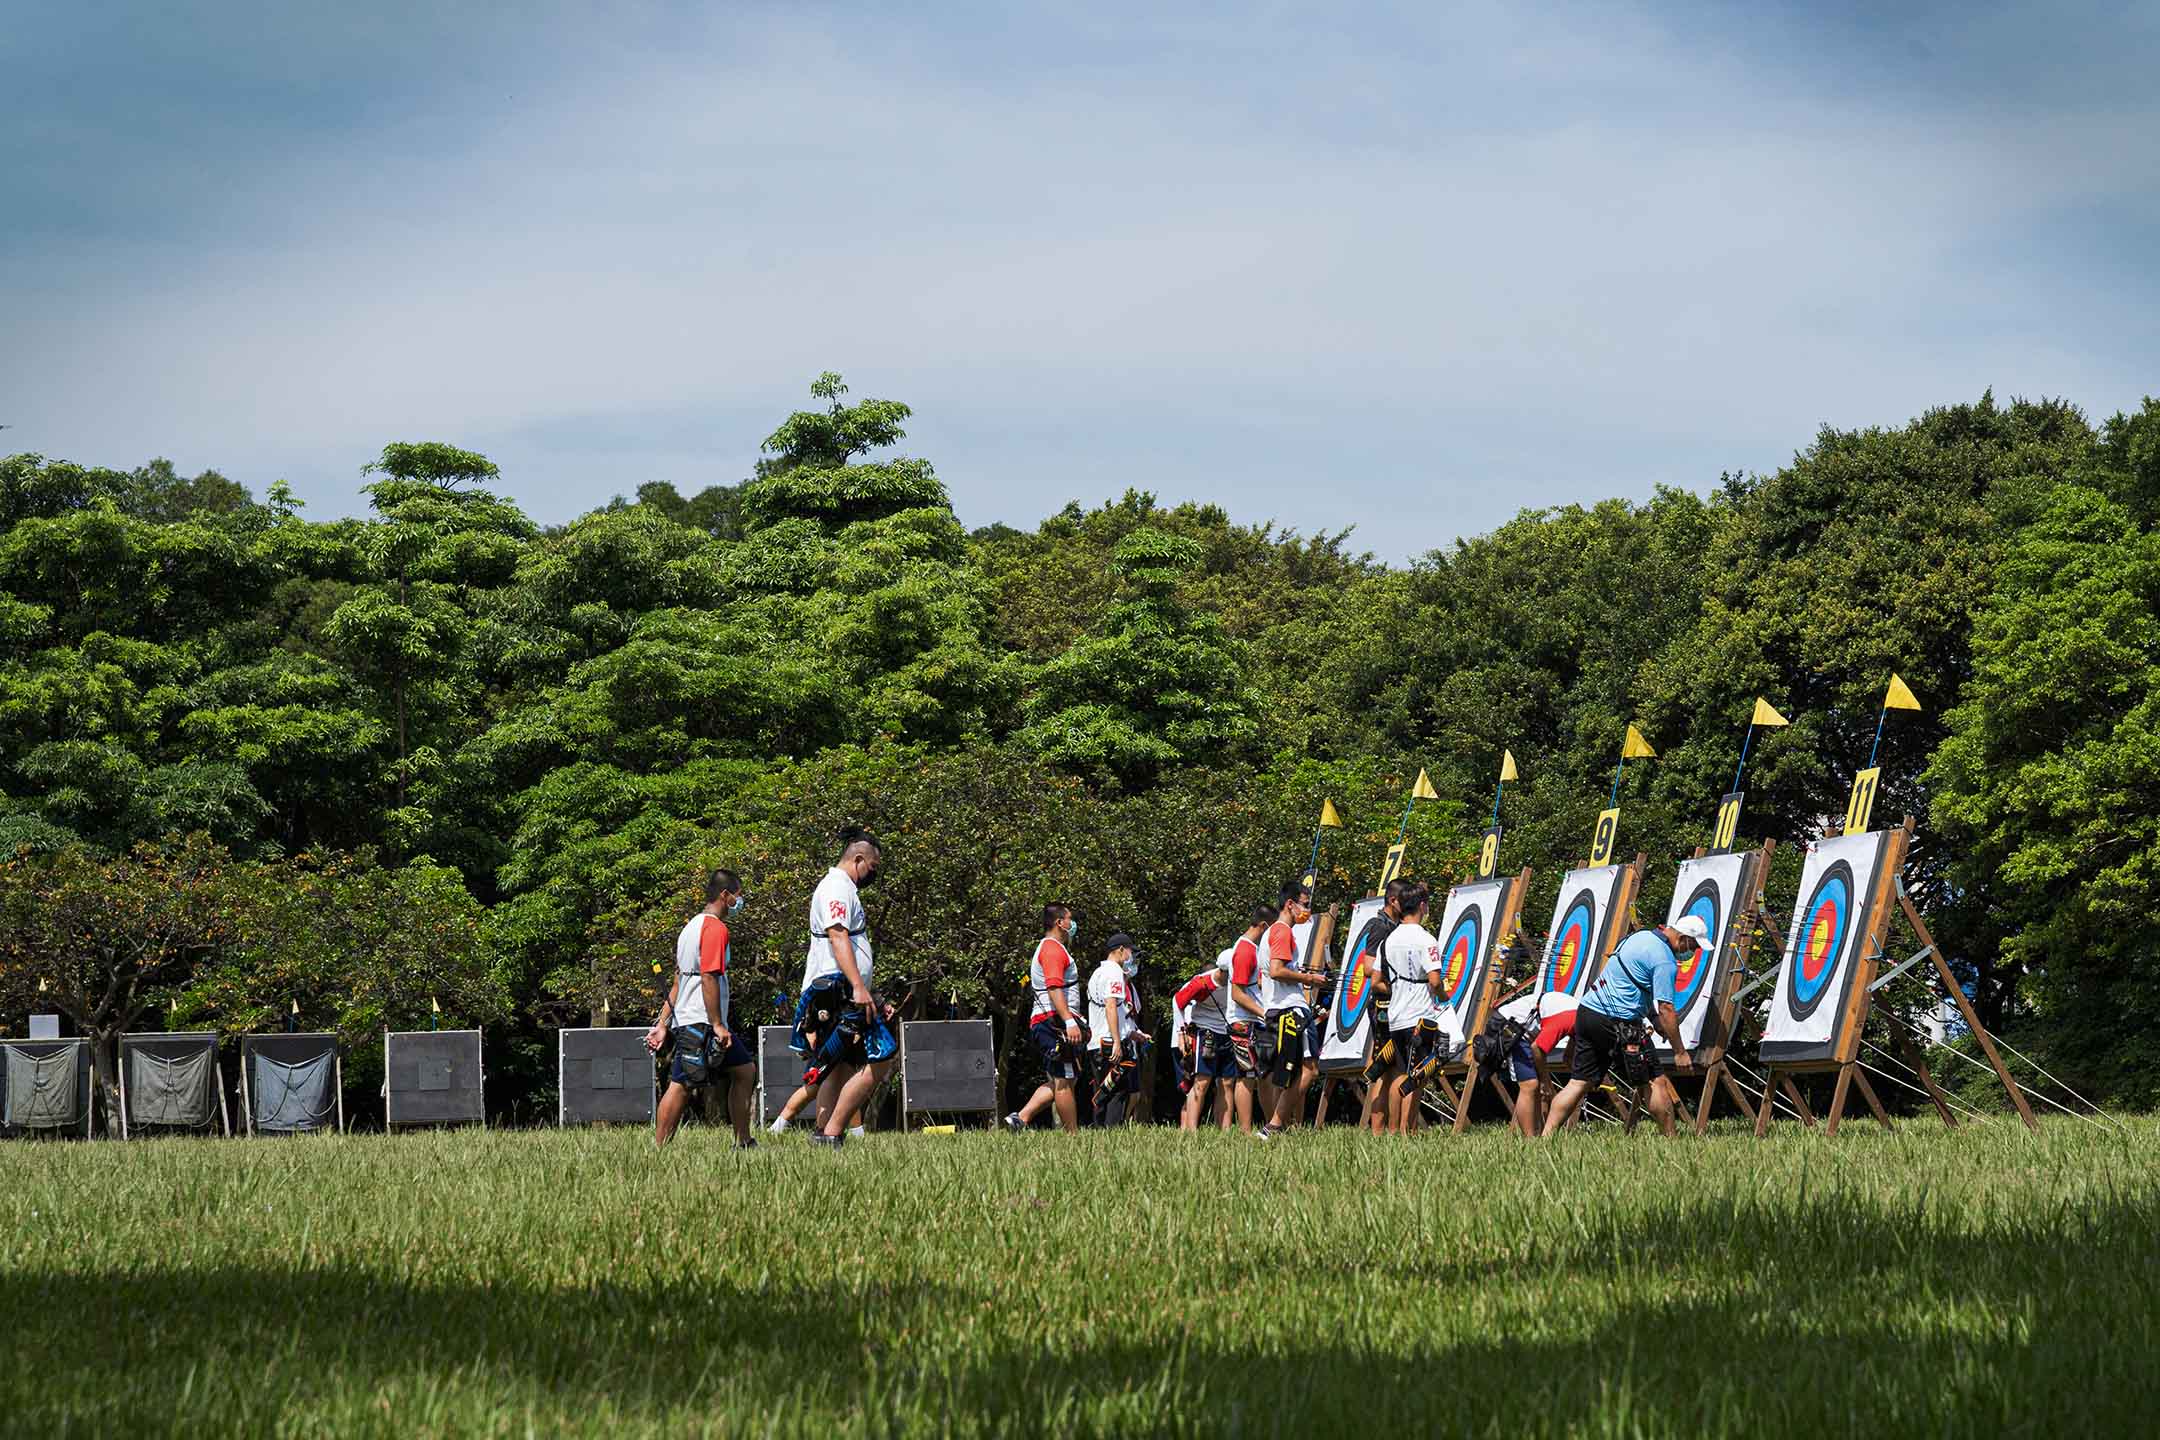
[1085,933,1146,1127]
[1540,914,1708,1138]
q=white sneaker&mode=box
[848,1125,866,1138]
[768,1116,790,1135]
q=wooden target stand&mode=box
[1610,841,1779,1136]
[1752,816,2037,1137]
[1414,867,1532,1133]
[1442,854,1641,1139]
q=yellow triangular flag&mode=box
[1622,724,1657,759]
[1884,673,1922,712]
[1499,749,1519,783]
[1411,768,1439,800]
[1318,798,1343,829]
[1751,698,1790,728]
[430,995,441,1015]
[291,999,300,1016]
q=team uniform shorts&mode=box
[1509,1039,1539,1083]
[1193,1029,1237,1079]
[1568,1006,1628,1085]
[1031,1018,1081,1080]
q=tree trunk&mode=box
[89,1027,120,1137]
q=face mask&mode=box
[1066,920,1080,944]
[1121,955,1138,977]
[728,895,745,916]
[858,866,879,889]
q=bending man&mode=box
[1540,915,1705,1137]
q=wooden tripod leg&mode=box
[1852,1066,1894,1133]
[1722,1067,1759,1125]
[1897,890,2038,1132]
[1694,1062,1722,1135]
[1895,1024,1958,1128]
[1670,1080,1696,1133]
[1779,1074,1819,1130]
[1824,1064,1855,1137]
[1754,1067,1780,1136]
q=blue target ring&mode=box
[1441,908,1483,1011]
[1545,893,1596,994]
[1671,881,1722,1017]
[1787,861,1855,1021]
[1334,928,1380,1038]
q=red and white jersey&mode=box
[673,913,729,1028]
[1259,919,1307,1011]
[1224,934,1266,1025]
[803,866,871,989]
[1086,960,1140,1046]
[1029,935,1079,1026]
[1177,964,1230,1035]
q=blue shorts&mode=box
[1194,1030,1238,1079]
[1032,1018,1080,1080]
[1509,1040,1539,1084]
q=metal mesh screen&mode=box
[559,1027,657,1125]
[384,1030,484,1127]
[756,1025,799,1124]
[899,1020,997,1113]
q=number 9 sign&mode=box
[1588,807,1620,867]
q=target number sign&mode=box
[1712,791,1744,853]
[1844,767,1880,836]
[1378,841,1408,890]
[1588,807,1621,866]
[1476,825,1502,880]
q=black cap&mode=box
[1104,932,1136,956]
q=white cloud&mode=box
[4,2,2152,555]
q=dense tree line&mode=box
[2,376,2155,1117]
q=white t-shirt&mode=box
[1087,961,1139,1046]
[1170,994,1192,1052]
[672,912,728,1028]
[802,866,871,989]
[1258,919,1309,1013]
[1187,950,1237,1034]
[1382,921,1444,1032]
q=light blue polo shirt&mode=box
[1579,929,1680,1022]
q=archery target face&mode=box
[1431,879,1510,1035]
[1657,850,1752,1052]
[1761,830,1893,1063]
[1537,865,1627,1002]
[1319,897,1386,1073]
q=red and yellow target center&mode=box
[1803,910,1836,978]
[1442,938,1471,993]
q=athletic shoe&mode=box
[1260,1125,1283,1141]
[1001,1112,1025,1132]
[735,1138,758,1151]
[768,1116,791,1135]
[1253,1127,1273,1142]
[848,1125,866,1138]
[807,1133,843,1151]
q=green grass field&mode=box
[3,1116,2153,1438]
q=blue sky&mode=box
[5,2,2155,559]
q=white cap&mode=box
[1670,914,1714,952]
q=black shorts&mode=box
[668,1024,750,1088]
[1264,1008,1309,1081]
[1569,1006,1628,1085]
[1032,1018,1081,1080]
[1390,1021,1441,1080]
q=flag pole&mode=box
[1864,705,1888,773]
[1731,722,1756,794]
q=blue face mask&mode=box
[1121,955,1139,977]
[729,895,746,916]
